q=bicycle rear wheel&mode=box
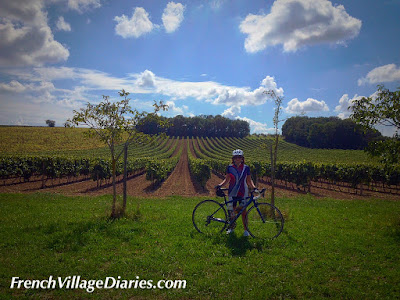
[246,203,284,239]
[192,200,228,235]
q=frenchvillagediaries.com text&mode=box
[10,276,187,293]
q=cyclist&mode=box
[216,149,256,236]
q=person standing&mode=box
[216,149,256,236]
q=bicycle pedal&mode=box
[229,222,237,230]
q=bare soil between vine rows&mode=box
[1,139,398,201]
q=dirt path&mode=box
[152,138,199,197]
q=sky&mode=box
[0,0,399,136]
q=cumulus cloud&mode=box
[136,70,156,88]
[211,75,284,107]
[56,16,71,31]
[335,94,358,119]
[236,117,274,134]
[285,97,329,114]
[221,106,241,119]
[221,107,273,134]
[239,0,362,53]
[220,104,276,134]
[67,0,101,13]
[114,7,154,38]
[358,64,400,86]
[0,0,69,66]
[334,92,381,119]
[162,2,185,33]
[164,101,193,117]
[334,92,397,137]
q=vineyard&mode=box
[1,128,399,198]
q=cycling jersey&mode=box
[226,163,250,199]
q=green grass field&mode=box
[1,193,399,299]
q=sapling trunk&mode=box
[122,143,128,213]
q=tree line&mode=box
[136,114,250,138]
[281,116,382,149]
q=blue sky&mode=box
[0,0,399,135]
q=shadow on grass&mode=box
[189,224,299,257]
[206,233,271,257]
[389,219,400,243]
[41,217,145,253]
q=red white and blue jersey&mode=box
[226,163,250,199]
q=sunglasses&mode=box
[233,156,243,159]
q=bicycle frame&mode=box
[193,187,283,238]
[218,188,266,226]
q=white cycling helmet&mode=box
[232,149,244,157]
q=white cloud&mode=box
[210,76,284,107]
[334,92,380,119]
[236,116,275,134]
[334,92,397,137]
[358,64,400,86]
[0,0,69,66]
[1,67,286,127]
[114,7,154,38]
[0,80,27,93]
[77,69,135,91]
[0,96,77,126]
[162,2,185,33]
[285,97,329,114]
[164,101,193,117]
[67,0,101,13]
[56,16,71,31]
[0,79,55,94]
[6,68,284,108]
[239,0,362,53]
[221,105,274,134]
[334,94,359,119]
[221,106,241,119]
[136,70,156,88]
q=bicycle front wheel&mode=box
[192,200,228,235]
[246,203,284,239]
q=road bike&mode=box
[192,187,284,239]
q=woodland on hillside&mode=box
[281,116,382,149]
[136,114,250,138]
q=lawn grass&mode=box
[0,193,399,299]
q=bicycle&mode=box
[192,187,284,239]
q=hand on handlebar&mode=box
[252,188,266,195]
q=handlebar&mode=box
[215,186,266,198]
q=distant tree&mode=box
[350,85,400,164]
[67,90,168,218]
[137,114,250,137]
[46,120,56,127]
[282,116,380,149]
[282,116,309,146]
[308,123,332,148]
